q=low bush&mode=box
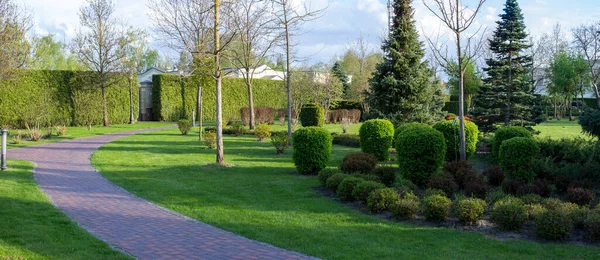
[337,177,363,201]
[542,198,580,214]
[55,125,67,136]
[486,190,508,206]
[483,166,504,186]
[525,203,547,220]
[571,208,591,229]
[464,174,487,199]
[433,120,479,161]
[391,192,420,220]
[535,210,573,241]
[178,119,191,135]
[299,104,325,127]
[230,121,246,136]
[203,132,216,149]
[555,174,572,193]
[396,126,446,186]
[371,166,397,187]
[11,131,23,144]
[491,196,526,230]
[331,133,360,148]
[427,173,458,197]
[255,123,272,141]
[455,198,487,225]
[492,126,532,158]
[339,152,378,174]
[353,180,386,205]
[584,213,600,241]
[531,178,551,197]
[422,194,452,222]
[292,127,332,175]
[318,168,341,186]
[28,128,42,141]
[351,173,381,183]
[367,188,401,213]
[424,188,447,198]
[442,160,473,188]
[521,194,543,205]
[498,137,539,183]
[359,119,395,161]
[326,173,349,191]
[567,187,595,206]
[270,132,288,155]
[501,179,529,196]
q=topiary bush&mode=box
[535,210,573,241]
[326,173,349,191]
[318,168,341,186]
[255,123,272,141]
[491,196,527,230]
[292,127,333,175]
[359,119,395,161]
[493,126,532,158]
[433,120,479,161]
[353,180,386,205]
[525,203,547,220]
[542,198,580,215]
[396,126,446,186]
[178,119,191,135]
[426,173,458,197]
[299,104,325,127]
[567,187,596,206]
[339,152,378,174]
[455,198,487,225]
[422,194,452,222]
[394,122,430,145]
[367,188,401,213]
[391,192,420,220]
[584,213,600,241]
[371,166,397,187]
[499,137,539,183]
[337,177,363,201]
[483,166,504,186]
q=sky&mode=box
[23,0,600,66]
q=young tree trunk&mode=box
[594,82,600,108]
[284,8,293,144]
[197,86,203,141]
[102,84,109,127]
[505,52,512,126]
[129,74,135,124]
[214,0,224,165]
[246,76,255,129]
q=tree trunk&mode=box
[180,75,186,119]
[505,52,512,126]
[457,39,467,161]
[214,0,224,165]
[129,74,135,124]
[246,75,255,129]
[284,6,293,145]
[197,86,203,141]
[102,84,109,127]
[594,82,600,108]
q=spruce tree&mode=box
[332,61,350,96]
[476,0,536,131]
[368,0,442,124]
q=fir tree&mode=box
[476,0,537,131]
[331,61,350,96]
[367,0,442,124]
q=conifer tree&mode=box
[332,61,349,96]
[476,0,536,130]
[368,0,442,124]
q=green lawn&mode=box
[0,160,130,259]
[7,122,173,149]
[533,119,589,140]
[93,128,600,259]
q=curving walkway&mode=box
[8,127,315,260]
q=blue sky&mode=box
[23,0,600,65]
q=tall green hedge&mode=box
[152,74,286,122]
[0,70,137,128]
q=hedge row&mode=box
[0,70,137,128]
[152,74,286,121]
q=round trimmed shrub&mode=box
[464,173,487,199]
[359,119,395,161]
[486,190,508,206]
[483,166,504,186]
[442,160,473,188]
[491,196,527,230]
[433,120,479,161]
[455,198,487,225]
[352,180,386,205]
[567,187,596,206]
[422,194,452,222]
[318,168,341,186]
[371,167,397,187]
[492,126,532,158]
[525,203,547,220]
[571,208,591,229]
[299,104,325,127]
[391,192,420,220]
[351,173,381,183]
[394,122,430,144]
[499,137,539,183]
[292,127,332,175]
[535,210,573,240]
[521,194,543,205]
[255,123,272,141]
[367,188,401,213]
[426,173,458,196]
[542,198,580,214]
[177,119,191,135]
[339,152,378,174]
[584,213,600,241]
[325,173,349,191]
[337,177,363,201]
[396,126,446,186]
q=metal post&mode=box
[1,128,7,171]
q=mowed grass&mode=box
[93,128,600,259]
[0,160,130,259]
[7,122,173,149]
[533,119,589,140]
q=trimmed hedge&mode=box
[499,137,539,183]
[0,70,137,127]
[492,126,532,158]
[396,126,447,186]
[433,120,479,161]
[299,104,325,127]
[152,74,285,121]
[292,127,333,175]
[359,119,395,161]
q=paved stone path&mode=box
[8,127,315,260]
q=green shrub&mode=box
[422,194,452,222]
[433,120,479,161]
[332,133,360,147]
[584,213,600,241]
[571,208,591,229]
[391,192,420,220]
[359,119,395,161]
[499,137,539,183]
[567,187,595,206]
[353,180,386,205]
[339,152,378,174]
[292,127,332,175]
[318,168,341,186]
[427,173,458,196]
[491,196,527,230]
[521,194,543,205]
[493,126,532,158]
[270,132,288,155]
[394,122,429,145]
[463,173,487,199]
[525,203,547,220]
[396,126,446,186]
[482,166,504,186]
[535,210,573,240]
[178,120,191,135]
[299,104,325,127]
[486,190,508,206]
[336,177,363,201]
[455,198,487,225]
[442,160,473,188]
[367,188,401,213]
[203,132,216,149]
[543,198,580,214]
[351,173,381,183]
[326,173,349,191]
[255,123,272,141]
[55,125,67,136]
[579,108,600,139]
[371,166,397,187]
[230,121,246,136]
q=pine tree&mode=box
[331,61,350,96]
[367,0,442,124]
[476,0,536,131]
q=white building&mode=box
[223,64,285,81]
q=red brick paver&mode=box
[8,127,316,260]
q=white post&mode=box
[192,109,196,126]
[1,129,7,171]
